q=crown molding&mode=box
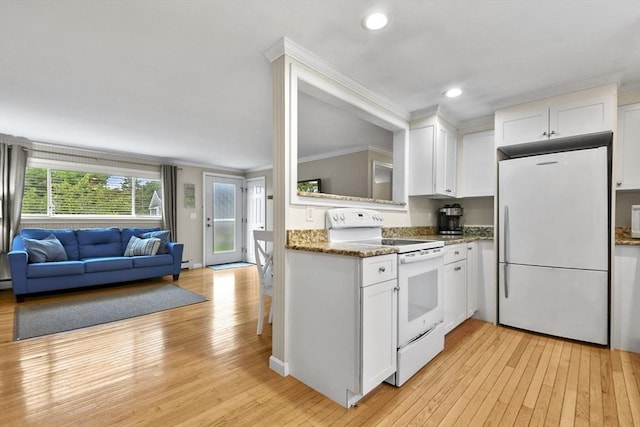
[489,72,621,111]
[265,37,410,122]
[457,114,495,131]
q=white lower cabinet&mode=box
[613,245,640,353]
[287,250,397,408]
[474,240,496,324]
[443,243,468,334]
[443,241,494,333]
[466,242,479,317]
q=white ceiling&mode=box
[1,1,639,171]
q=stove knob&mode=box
[340,213,345,221]
[332,214,339,222]
[379,213,384,222]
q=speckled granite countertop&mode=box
[286,226,494,258]
[616,227,640,246]
[287,226,637,257]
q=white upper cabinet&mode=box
[496,90,615,150]
[549,96,614,138]
[409,119,458,198]
[615,103,640,190]
[460,130,495,197]
[497,107,549,146]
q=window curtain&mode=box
[161,164,178,241]
[0,142,28,278]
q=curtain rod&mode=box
[20,146,181,169]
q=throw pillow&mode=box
[141,230,170,254]
[23,234,69,263]
[124,236,161,257]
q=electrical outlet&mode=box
[306,206,313,222]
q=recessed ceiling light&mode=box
[445,88,462,98]
[363,12,389,30]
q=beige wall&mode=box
[176,165,245,268]
[616,191,640,227]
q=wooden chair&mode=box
[253,230,273,335]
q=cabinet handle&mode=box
[446,189,452,193]
[454,266,462,271]
[468,247,472,251]
[617,181,622,186]
[454,251,459,255]
[549,130,556,136]
[379,266,386,273]
[542,131,548,136]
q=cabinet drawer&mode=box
[444,244,466,265]
[362,254,396,287]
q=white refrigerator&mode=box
[498,146,609,345]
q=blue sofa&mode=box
[8,227,184,302]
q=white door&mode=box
[498,147,609,270]
[245,177,266,263]
[499,263,608,345]
[496,107,549,147]
[549,96,614,139]
[204,174,244,266]
[616,103,640,190]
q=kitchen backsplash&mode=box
[287,225,494,246]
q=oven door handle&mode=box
[398,251,443,264]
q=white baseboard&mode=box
[269,355,289,376]
[192,263,203,269]
[0,280,12,290]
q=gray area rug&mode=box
[209,262,254,271]
[14,284,208,340]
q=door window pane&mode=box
[213,183,236,253]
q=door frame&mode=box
[202,172,246,267]
[245,176,267,264]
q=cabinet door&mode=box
[444,259,467,334]
[408,126,435,196]
[496,107,549,147]
[434,125,457,197]
[466,242,478,318]
[613,246,640,353]
[361,279,397,395]
[461,130,495,197]
[549,96,614,139]
[616,104,640,190]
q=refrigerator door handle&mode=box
[503,205,509,264]
[504,263,509,299]
[503,204,509,299]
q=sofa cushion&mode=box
[84,257,134,273]
[20,229,80,260]
[27,261,85,278]
[76,228,122,258]
[124,236,161,257]
[132,254,174,268]
[121,227,161,253]
[141,230,170,254]
[22,234,69,263]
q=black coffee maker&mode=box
[438,203,463,235]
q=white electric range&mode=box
[326,208,446,386]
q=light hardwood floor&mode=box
[1,267,639,426]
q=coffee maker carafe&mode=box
[438,203,463,235]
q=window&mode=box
[22,162,162,218]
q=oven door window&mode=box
[398,258,444,345]
[408,270,439,322]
